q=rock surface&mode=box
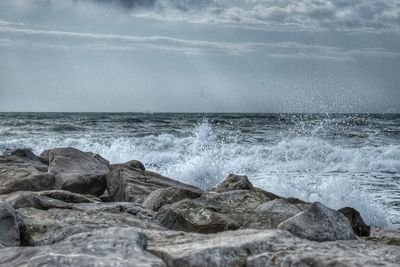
[106,161,203,203]
[278,202,357,241]
[209,174,254,192]
[0,227,166,267]
[143,187,203,211]
[0,152,55,194]
[41,147,110,196]
[0,202,20,247]
[3,191,73,210]
[241,198,301,229]
[339,206,371,236]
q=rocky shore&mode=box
[0,147,399,266]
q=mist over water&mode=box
[1,113,399,228]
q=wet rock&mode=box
[0,228,166,267]
[241,199,301,229]
[16,202,162,245]
[0,202,20,247]
[106,161,202,203]
[0,153,55,194]
[209,174,254,192]
[143,187,203,211]
[156,190,271,233]
[41,147,110,196]
[339,207,371,237]
[37,190,100,203]
[278,202,357,241]
[3,191,73,210]
[363,227,400,246]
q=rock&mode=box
[156,190,271,233]
[209,174,254,192]
[155,199,238,233]
[16,202,162,245]
[143,187,203,211]
[241,199,301,229]
[6,148,48,164]
[339,207,371,237]
[0,152,55,194]
[106,161,203,203]
[147,228,400,267]
[0,202,20,247]
[278,202,357,241]
[3,191,73,210]
[0,228,166,267]
[363,227,400,246]
[41,147,110,196]
[36,190,100,203]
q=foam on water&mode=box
[1,114,399,228]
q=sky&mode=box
[0,0,399,113]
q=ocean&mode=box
[0,113,399,228]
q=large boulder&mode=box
[0,228,166,267]
[106,161,203,203]
[156,190,271,233]
[36,190,100,204]
[278,202,357,242]
[0,202,20,247]
[3,191,73,210]
[209,174,254,192]
[241,199,301,229]
[41,147,110,196]
[0,151,55,194]
[143,187,203,211]
[339,207,371,237]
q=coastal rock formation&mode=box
[0,151,55,194]
[0,202,20,247]
[209,174,254,192]
[41,147,110,196]
[3,191,73,210]
[241,198,301,229]
[278,202,357,241]
[339,206,371,236]
[106,160,203,203]
[0,228,166,267]
[36,190,100,203]
[143,187,203,211]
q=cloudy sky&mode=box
[0,0,399,112]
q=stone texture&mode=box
[0,228,166,267]
[106,161,202,203]
[278,202,357,241]
[363,227,400,246]
[209,174,254,192]
[3,191,73,210]
[37,190,100,203]
[339,206,371,237]
[0,201,20,247]
[143,187,203,211]
[41,147,110,196]
[241,199,301,229]
[0,152,55,194]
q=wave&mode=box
[1,121,399,227]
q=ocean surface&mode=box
[0,113,399,228]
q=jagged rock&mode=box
[143,187,203,211]
[155,199,238,233]
[339,207,371,237]
[16,202,162,245]
[106,161,202,203]
[278,202,356,241]
[241,199,301,229]
[156,190,271,233]
[147,228,400,267]
[37,190,99,203]
[0,152,55,194]
[0,202,20,247]
[41,147,110,196]
[0,227,166,267]
[209,174,254,192]
[3,191,73,210]
[285,197,310,211]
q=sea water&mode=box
[0,113,399,228]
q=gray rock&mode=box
[156,190,271,233]
[339,206,371,237]
[106,161,202,203]
[363,227,400,246]
[41,147,110,196]
[0,153,55,194]
[147,228,400,267]
[3,191,73,210]
[0,227,166,267]
[0,201,20,247]
[209,174,254,192]
[242,199,301,229]
[36,190,100,203]
[143,187,203,211]
[278,202,357,241]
